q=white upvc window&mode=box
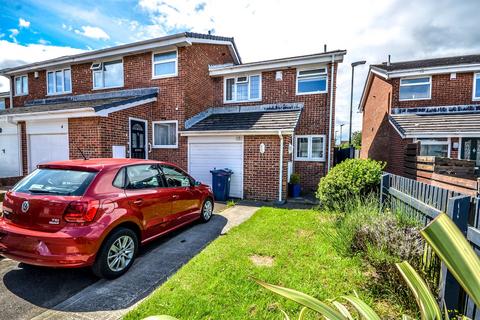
[14,75,28,96]
[47,68,71,95]
[295,135,326,161]
[296,67,328,95]
[0,99,5,110]
[152,50,178,78]
[152,120,178,148]
[399,76,431,101]
[473,73,480,100]
[92,60,124,89]
[415,138,450,158]
[224,74,261,103]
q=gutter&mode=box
[180,129,295,136]
[277,130,284,203]
[327,55,335,172]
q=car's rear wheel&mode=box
[92,227,138,279]
[200,198,213,222]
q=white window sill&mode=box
[223,98,262,104]
[93,85,124,91]
[152,74,178,80]
[14,93,28,97]
[47,91,72,96]
[152,145,178,149]
[399,97,431,101]
[296,91,327,96]
[472,97,480,101]
[294,158,325,162]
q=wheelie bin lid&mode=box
[210,168,234,175]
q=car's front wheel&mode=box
[92,227,138,279]
[200,198,213,222]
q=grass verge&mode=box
[125,207,406,319]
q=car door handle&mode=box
[172,195,179,199]
[133,199,144,206]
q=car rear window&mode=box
[12,169,97,196]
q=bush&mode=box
[289,173,300,184]
[316,158,385,209]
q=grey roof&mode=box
[186,109,302,131]
[373,54,480,72]
[0,32,240,74]
[389,113,480,137]
[0,88,158,116]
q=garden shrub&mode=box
[316,158,385,209]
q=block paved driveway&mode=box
[0,203,258,320]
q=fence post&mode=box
[379,173,390,212]
[439,195,470,314]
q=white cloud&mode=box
[8,29,19,43]
[0,40,84,91]
[19,18,31,28]
[62,23,73,32]
[74,26,110,40]
[38,39,50,45]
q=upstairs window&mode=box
[224,75,261,102]
[47,68,71,95]
[296,68,327,95]
[14,75,28,96]
[295,135,326,161]
[399,77,431,101]
[0,99,5,110]
[92,60,124,89]
[152,50,177,78]
[473,73,480,100]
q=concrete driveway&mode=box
[0,203,258,320]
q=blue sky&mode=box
[1,0,480,141]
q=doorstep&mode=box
[287,193,319,205]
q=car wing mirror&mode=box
[194,180,201,186]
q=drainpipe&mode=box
[327,55,335,172]
[278,130,284,203]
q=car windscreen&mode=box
[12,169,97,196]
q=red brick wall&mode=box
[212,63,338,193]
[392,72,480,108]
[361,74,393,162]
[243,135,290,201]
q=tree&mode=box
[352,131,362,149]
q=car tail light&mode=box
[63,200,100,223]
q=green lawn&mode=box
[125,208,404,319]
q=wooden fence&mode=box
[404,143,479,196]
[381,173,480,318]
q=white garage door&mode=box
[27,119,69,172]
[188,136,244,198]
[0,121,21,178]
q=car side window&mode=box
[125,165,165,189]
[160,165,192,188]
[113,167,126,188]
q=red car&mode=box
[0,159,214,279]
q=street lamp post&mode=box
[339,123,345,145]
[349,60,367,146]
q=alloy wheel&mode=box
[107,235,135,272]
[203,200,213,220]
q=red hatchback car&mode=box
[0,159,214,279]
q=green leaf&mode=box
[255,279,346,320]
[402,315,415,320]
[421,212,480,307]
[396,261,442,320]
[298,307,308,320]
[278,308,291,320]
[332,301,354,320]
[342,296,381,320]
[142,316,179,320]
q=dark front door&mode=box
[130,120,146,159]
[461,138,480,167]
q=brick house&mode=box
[360,54,480,175]
[0,32,345,201]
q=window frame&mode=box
[295,67,328,95]
[152,120,178,149]
[294,135,326,162]
[14,75,28,96]
[124,164,166,190]
[414,137,451,158]
[152,48,178,79]
[0,98,5,110]
[46,67,72,95]
[223,74,262,103]
[92,59,124,90]
[159,164,194,188]
[399,76,432,101]
[473,73,480,101]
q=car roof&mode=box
[38,158,180,172]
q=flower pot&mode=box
[288,183,301,198]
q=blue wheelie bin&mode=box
[210,168,234,201]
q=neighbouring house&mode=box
[360,54,480,175]
[0,32,345,201]
[0,91,9,110]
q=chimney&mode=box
[387,54,391,66]
[324,44,327,53]
[208,30,212,35]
